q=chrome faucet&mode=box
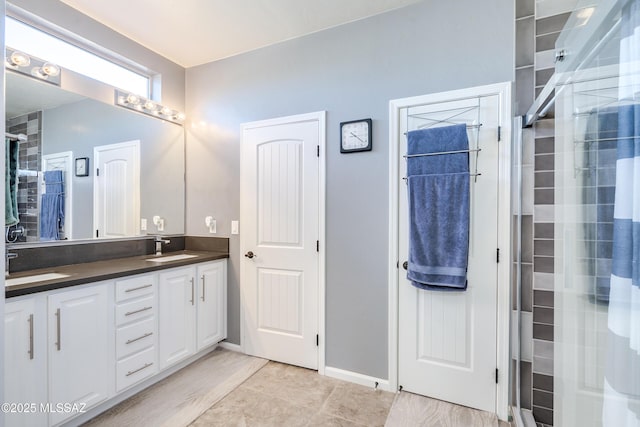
[154,236,171,256]
[6,252,18,277]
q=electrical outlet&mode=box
[141,218,147,231]
[205,216,217,234]
[231,220,239,235]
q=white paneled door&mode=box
[397,93,502,412]
[94,140,140,238]
[241,112,323,370]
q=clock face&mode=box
[75,158,88,176]
[340,119,372,153]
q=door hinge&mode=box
[496,248,500,263]
[497,126,501,141]
[317,145,320,157]
[316,334,319,346]
[96,168,100,176]
[317,240,319,252]
[495,368,499,384]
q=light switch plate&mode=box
[141,218,147,231]
[231,220,239,235]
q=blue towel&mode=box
[406,124,470,291]
[40,170,65,240]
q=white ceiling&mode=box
[59,0,421,68]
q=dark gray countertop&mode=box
[5,250,229,298]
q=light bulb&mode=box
[9,51,30,67]
[175,112,186,121]
[41,62,60,76]
[126,94,140,105]
[160,106,172,116]
[143,100,156,111]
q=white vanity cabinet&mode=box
[48,282,111,426]
[4,297,47,427]
[196,260,227,350]
[159,260,227,369]
[158,266,197,369]
[4,257,227,426]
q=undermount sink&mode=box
[6,272,71,287]
[145,254,198,263]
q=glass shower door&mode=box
[554,0,640,425]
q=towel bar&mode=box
[402,173,481,182]
[404,148,481,159]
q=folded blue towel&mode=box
[44,170,64,194]
[407,124,469,175]
[406,124,470,291]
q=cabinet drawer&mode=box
[115,296,155,326]
[115,275,156,302]
[116,346,157,392]
[116,317,156,359]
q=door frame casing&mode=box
[239,111,326,375]
[388,82,512,420]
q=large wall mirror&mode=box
[5,71,185,244]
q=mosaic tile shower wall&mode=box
[515,0,577,425]
[6,111,42,242]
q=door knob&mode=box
[402,261,408,270]
[245,251,256,259]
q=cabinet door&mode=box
[158,267,196,369]
[48,283,110,426]
[196,260,227,350]
[4,297,47,427]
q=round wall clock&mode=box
[340,118,372,153]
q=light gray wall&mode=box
[9,0,185,111]
[186,0,514,379]
[43,99,185,239]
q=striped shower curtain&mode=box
[603,0,640,424]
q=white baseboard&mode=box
[324,366,393,392]
[218,341,243,353]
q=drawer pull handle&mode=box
[126,332,153,345]
[126,362,153,377]
[125,284,153,293]
[190,278,195,306]
[125,306,153,316]
[28,314,34,360]
[201,275,205,302]
[55,308,61,351]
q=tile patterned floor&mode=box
[190,361,395,426]
[86,349,511,427]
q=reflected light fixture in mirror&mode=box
[5,47,61,86]
[115,89,185,125]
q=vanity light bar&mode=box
[114,89,185,125]
[5,47,61,86]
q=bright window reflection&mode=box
[5,17,150,97]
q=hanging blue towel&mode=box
[40,170,65,240]
[406,124,470,291]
